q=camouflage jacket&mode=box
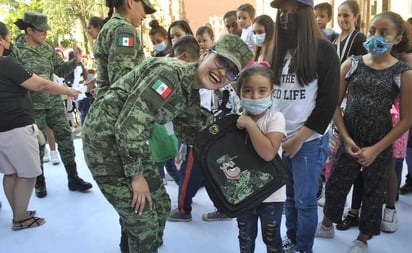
[11,35,76,110]
[93,12,144,98]
[83,57,213,177]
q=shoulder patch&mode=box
[151,80,172,100]
[114,27,137,55]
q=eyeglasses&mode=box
[208,49,239,81]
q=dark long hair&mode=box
[271,5,321,86]
[0,22,8,38]
[167,20,193,45]
[253,14,275,62]
[104,0,124,23]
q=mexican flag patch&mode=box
[151,80,172,99]
[118,36,134,47]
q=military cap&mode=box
[214,34,253,72]
[270,0,314,8]
[23,11,51,31]
[141,0,156,15]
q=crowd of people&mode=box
[1,0,412,253]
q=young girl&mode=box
[237,3,255,52]
[196,24,215,55]
[317,11,412,253]
[149,19,172,57]
[252,14,275,63]
[236,63,286,253]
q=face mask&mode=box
[154,41,167,52]
[3,42,13,56]
[253,33,266,47]
[363,35,396,56]
[278,13,298,48]
[241,97,272,116]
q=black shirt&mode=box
[0,56,34,132]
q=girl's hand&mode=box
[130,175,153,215]
[355,146,378,167]
[236,115,253,129]
[343,137,360,158]
[282,136,304,158]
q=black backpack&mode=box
[193,114,288,217]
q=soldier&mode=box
[82,34,252,253]
[12,11,92,198]
[94,1,156,251]
[93,0,156,99]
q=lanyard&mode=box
[337,29,355,62]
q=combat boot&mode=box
[35,175,47,198]
[65,161,93,192]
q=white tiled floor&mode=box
[1,138,412,252]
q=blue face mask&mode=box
[252,33,266,47]
[154,41,167,52]
[241,97,272,115]
[363,35,396,56]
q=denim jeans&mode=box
[156,158,180,185]
[237,202,284,253]
[78,97,94,125]
[283,135,328,253]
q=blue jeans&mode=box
[78,97,94,125]
[283,135,328,253]
[237,202,284,253]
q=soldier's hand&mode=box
[131,175,153,215]
[67,89,81,100]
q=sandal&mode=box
[12,216,46,231]
[12,210,37,223]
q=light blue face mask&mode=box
[154,41,167,52]
[252,33,266,47]
[241,97,272,115]
[362,35,396,56]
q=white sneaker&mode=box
[317,193,325,207]
[348,240,367,253]
[43,148,50,163]
[381,207,398,232]
[50,150,60,165]
[315,223,335,238]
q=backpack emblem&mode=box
[209,124,220,135]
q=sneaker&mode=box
[348,240,368,253]
[202,210,232,221]
[43,148,50,163]
[168,208,192,222]
[315,223,335,238]
[336,211,359,230]
[399,183,412,195]
[68,176,93,192]
[282,237,295,253]
[50,150,60,165]
[317,192,325,207]
[381,207,398,232]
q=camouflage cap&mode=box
[23,11,51,31]
[141,0,156,15]
[214,34,253,72]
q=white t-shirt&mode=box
[271,51,322,142]
[254,109,287,202]
[241,26,254,53]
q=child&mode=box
[237,3,256,52]
[149,19,172,57]
[235,63,286,253]
[314,2,338,42]
[196,24,215,55]
[82,34,253,252]
[252,14,275,62]
[316,11,412,253]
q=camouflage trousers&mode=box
[35,98,76,169]
[96,175,171,253]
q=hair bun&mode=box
[149,19,160,28]
[14,19,27,30]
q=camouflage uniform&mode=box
[82,57,214,252]
[11,11,92,195]
[92,12,144,99]
[83,34,252,253]
[91,10,149,252]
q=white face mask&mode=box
[252,33,266,47]
[154,41,167,52]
